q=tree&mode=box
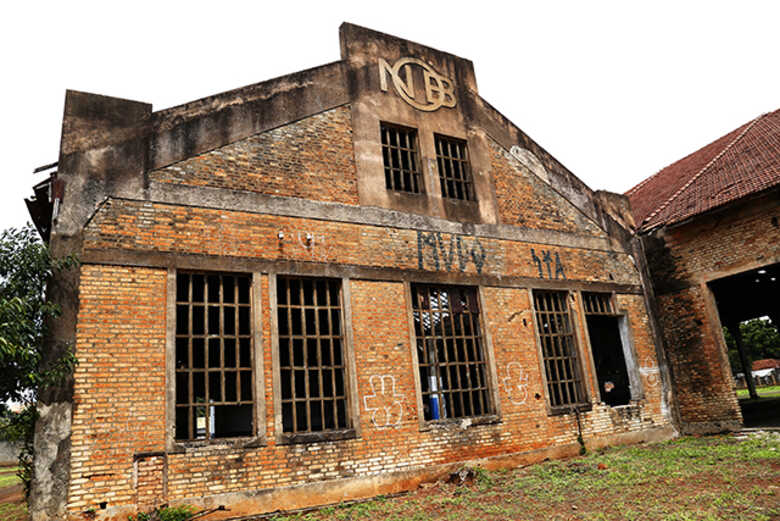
[723,317,780,374]
[0,224,76,496]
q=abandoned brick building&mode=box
[27,24,677,521]
[627,109,780,433]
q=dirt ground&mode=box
[271,432,780,521]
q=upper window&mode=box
[175,272,254,441]
[411,284,492,421]
[381,123,423,194]
[435,134,474,201]
[533,290,588,411]
[276,276,350,437]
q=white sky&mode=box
[2,1,778,233]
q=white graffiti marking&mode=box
[502,362,530,405]
[363,375,404,429]
[639,357,661,389]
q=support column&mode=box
[728,322,758,400]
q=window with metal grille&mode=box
[435,134,474,201]
[175,272,253,441]
[411,284,491,421]
[533,290,588,410]
[381,123,423,194]
[276,276,349,435]
[582,292,615,315]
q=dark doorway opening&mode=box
[582,292,632,407]
[586,315,631,406]
[709,262,780,428]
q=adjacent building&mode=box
[27,24,675,521]
[626,109,779,433]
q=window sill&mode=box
[278,429,357,445]
[549,403,592,417]
[169,434,266,453]
[420,414,500,432]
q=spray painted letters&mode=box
[530,248,566,280]
[417,231,487,274]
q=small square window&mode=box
[381,123,423,194]
[435,134,474,201]
[411,284,492,421]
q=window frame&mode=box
[405,282,500,430]
[434,133,475,202]
[530,289,592,416]
[380,122,425,195]
[269,273,361,445]
[165,269,266,450]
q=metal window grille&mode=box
[533,290,588,410]
[412,284,491,421]
[381,123,423,194]
[276,276,349,434]
[435,134,474,201]
[582,292,615,315]
[174,272,254,441]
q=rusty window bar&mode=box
[582,292,615,315]
[381,123,423,194]
[174,272,253,441]
[533,290,588,409]
[276,276,349,435]
[435,134,474,201]
[412,284,491,421]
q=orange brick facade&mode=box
[68,267,667,518]
[30,24,676,521]
[644,192,780,431]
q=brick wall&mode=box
[67,269,667,518]
[149,107,359,206]
[643,194,779,431]
[83,199,640,286]
[68,266,167,513]
[489,140,606,236]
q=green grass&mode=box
[270,433,780,521]
[0,469,20,490]
[736,384,780,399]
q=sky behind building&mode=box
[2,0,778,233]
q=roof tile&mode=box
[626,109,780,230]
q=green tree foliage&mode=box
[723,318,780,374]
[0,224,77,496]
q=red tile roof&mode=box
[752,359,780,371]
[626,109,780,231]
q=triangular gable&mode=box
[489,139,607,237]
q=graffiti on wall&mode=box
[639,356,661,389]
[502,362,530,405]
[363,375,404,429]
[417,231,487,274]
[531,248,566,280]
